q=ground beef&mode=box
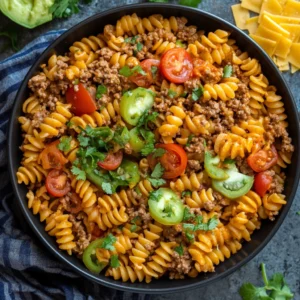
[185,136,206,157]
[28,73,51,100]
[69,215,91,256]
[265,170,285,194]
[169,248,192,279]
[236,157,254,176]
[187,159,202,172]
[233,64,250,86]
[127,203,152,226]
[31,107,48,128]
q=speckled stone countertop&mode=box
[0,1,299,299]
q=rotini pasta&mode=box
[16,13,293,283]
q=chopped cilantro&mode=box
[119,65,146,77]
[168,89,177,98]
[239,263,293,300]
[151,163,164,178]
[66,120,74,127]
[152,148,166,158]
[136,111,158,129]
[100,234,117,251]
[113,126,129,147]
[223,65,233,78]
[139,129,155,156]
[101,182,113,194]
[57,136,72,152]
[124,36,138,44]
[71,165,86,181]
[163,204,173,217]
[182,190,192,198]
[182,207,195,222]
[96,85,107,99]
[149,189,163,202]
[192,86,204,101]
[148,178,166,188]
[136,42,143,52]
[224,158,235,164]
[135,186,142,196]
[185,231,195,242]
[73,78,79,85]
[151,66,158,79]
[180,91,188,97]
[110,254,120,268]
[174,244,184,256]
[130,216,140,232]
[186,134,194,147]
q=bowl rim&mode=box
[8,2,300,294]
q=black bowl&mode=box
[8,3,300,294]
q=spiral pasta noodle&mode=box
[16,12,294,283]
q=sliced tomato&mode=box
[148,144,187,179]
[160,48,193,83]
[65,192,82,214]
[97,150,123,171]
[66,83,97,116]
[247,145,278,172]
[254,172,273,197]
[129,59,160,87]
[38,140,68,170]
[46,169,71,197]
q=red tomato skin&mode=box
[46,169,71,197]
[160,48,193,84]
[129,59,160,87]
[66,83,97,116]
[148,144,187,179]
[254,172,273,197]
[247,145,278,172]
[97,150,123,171]
[38,140,68,170]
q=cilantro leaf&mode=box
[223,65,233,78]
[182,190,192,198]
[78,134,90,147]
[136,42,143,52]
[149,189,163,202]
[152,148,166,158]
[224,158,235,164]
[239,283,271,300]
[168,89,177,98]
[130,216,140,232]
[57,136,72,152]
[139,129,155,156]
[185,231,195,242]
[50,0,80,18]
[100,234,116,251]
[179,0,202,7]
[239,263,293,300]
[110,254,120,268]
[124,36,138,44]
[0,28,19,52]
[136,111,158,129]
[66,120,74,127]
[113,126,129,147]
[151,163,164,178]
[71,166,86,181]
[96,85,107,99]
[182,207,195,221]
[148,178,166,188]
[174,244,184,256]
[192,86,204,101]
[119,65,146,77]
[102,182,113,194]
[186,134,194,147]
[151,66,158,78]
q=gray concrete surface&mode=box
[0,0,299,299]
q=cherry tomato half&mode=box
[66,83,97,116]
[160,48,193,83]
[247,145,278,173]
[254,172,273,197]
[148,144,187,179]
[65,192,82,214]
[46,169,71,197]
[97,150,123,171]
[129,59,160,88]
[38,140,68,170]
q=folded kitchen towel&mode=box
[0,30,143,300]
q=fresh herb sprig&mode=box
[148,163,166,188]
[239,263,293,300]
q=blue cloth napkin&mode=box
[0,30,145,300]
